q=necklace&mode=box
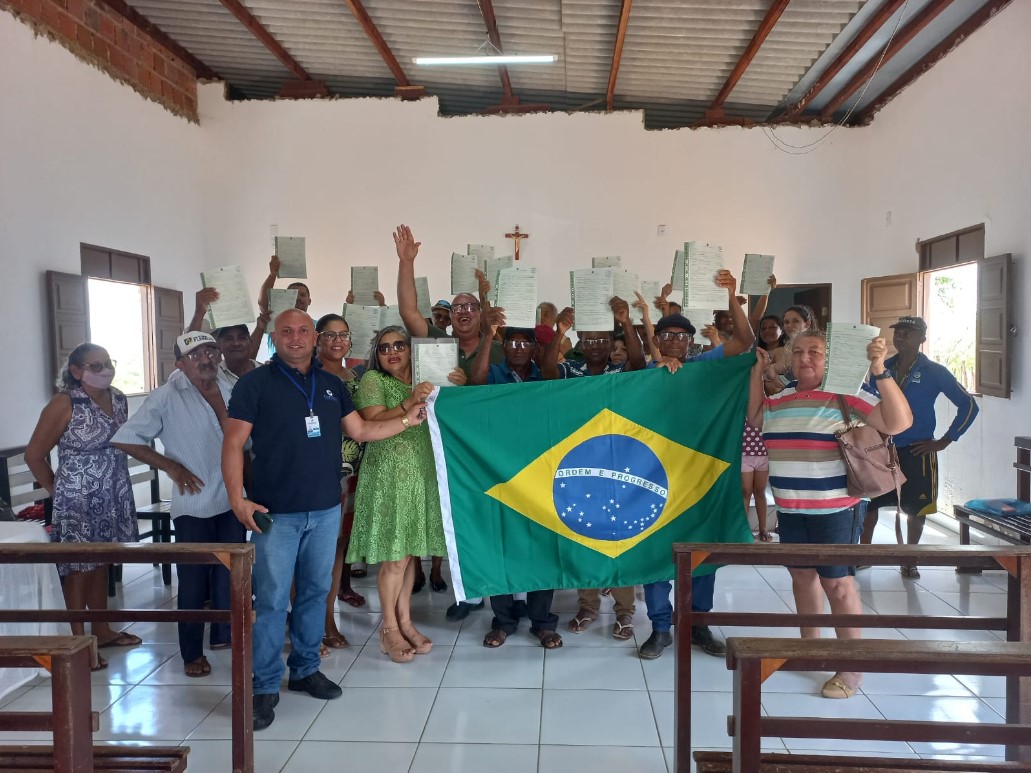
[893,356,917,389]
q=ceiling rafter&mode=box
[476,0,517,106]
[779,0,908,121]
[705,0,791,120]
[341,0,423,99]
[217,0,312,82]
[93,0,219,80]
[854,0,1011,124]
[818,0,954,120]
[605,0,633,111]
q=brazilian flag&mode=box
[426,356,754,601]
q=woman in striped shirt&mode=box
[746,328,912,700]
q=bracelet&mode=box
[400,415,411,429]
[871,371,892,381]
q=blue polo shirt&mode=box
[879,353,978,447]
[488,360,542,384]
[228,355,354,513]
[646,344,725,367]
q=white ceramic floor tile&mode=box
[410,742,538,773]
[182,739,297,773]
[422,687,542,744]
[859,671,972,697]
[91,642,179,686]
[188,687,324,741]
[954,673,1006,698]
[710,564,775,590]
[341,642,450,688]
[543,645,647,690]
[1,682,130,714]
[762,691,914,754]
[538,743,668,772]
[858,589,965,617]
[932,591,1009,617]
[95,684,229,741]
[281,741,417,772]
[442,643,545,688]
[541,689,659,747]
[304,686,436,742]
[140,647,236,685]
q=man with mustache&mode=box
[112,332,245,678]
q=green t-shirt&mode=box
[426,324,505,376]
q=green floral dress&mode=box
[346,369,446,564]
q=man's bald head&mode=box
[274,307,313,332]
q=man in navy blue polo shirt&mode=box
[862,315,979,578]
[222,308,427,731]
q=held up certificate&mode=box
[569,268,614,332]
[200,265,255,328]
[821,323,882,395]
[482,255,514,304]
[274,236,307,279]
[415,277,432,318]
[592,256,622,269]
[268,288,298,322]
[451,252,479,295]
[740,254,775,296]
[412,338,459,387]
[683,242,727,311]
[350,266,379,305]
[640,280,664,315]
[611,270,641,324]
[341,304,381,360]
[495,267,537,329]
[467,244,495,264]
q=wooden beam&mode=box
[818,0,954,120]
[853,0,1011,124]
[93,0,219,79]
[706,0,790,118]
[342,0,412,87]
[217,0,311,81]
[605,0,633,111]
[480,102,550,115]
[476,0,516,104]
[781,0,908,120]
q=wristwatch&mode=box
[400,415,411,429]
[871,371,892,381]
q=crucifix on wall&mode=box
[505,225,529,261]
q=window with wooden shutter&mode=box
[976,253,1012,398]
[46,271,91,390]
[154,287,185,385]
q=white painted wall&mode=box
[0,12,205,448]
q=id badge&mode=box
[305,414,321,438]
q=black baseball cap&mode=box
[654,313,697,337]
[890,316,927,334]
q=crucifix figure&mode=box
[505,224,529,261]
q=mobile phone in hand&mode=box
[252,512,274,533]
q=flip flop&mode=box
[337,589,366,608]
[184,656,211,678]
[612,614,634,640]
[91,655,108,672]
[533,630,563,649]
[567,608,596,633]
[322,632,349,649]
[483,629,508,648]
[350,566,367,578]
[96,631,143,649]
[758,530,773,542]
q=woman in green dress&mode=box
[347,326,463,662]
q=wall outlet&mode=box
[657,224,667,236]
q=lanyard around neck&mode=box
[277,364,316,416]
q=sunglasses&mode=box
[451,302,481,314]
[82,360,116,372]
[319,331,352,341]
[658,331,692,342]
[376,341,409,354]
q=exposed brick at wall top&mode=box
[1,0,200,122]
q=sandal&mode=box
[821,674,858,699]
[319,643,331,658]
[91,654,108,672]
[430,576,448,593]
[96,631,143,649]
[533,630,563,649]
[566,607,596,633]
[350,566,368,578]
[322,632,349,649]
[209,641,231,650]
[184,656,211,678]
[483,629,508,648]
[399,621,432,654]
[612,614,634,640]
[337,589,366,608]
[758,530,773,542]
[379,627,414,663]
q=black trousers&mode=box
[173,510,246,662]
[490,591,558,635]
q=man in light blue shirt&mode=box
[112,332,245,678]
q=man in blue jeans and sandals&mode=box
[223,308,427,731]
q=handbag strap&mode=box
[836,395,853,427]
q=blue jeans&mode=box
[251,505,341,694]
[643,572,716,633]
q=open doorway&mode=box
[760,283,832,330]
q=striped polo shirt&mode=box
[762,384,880,515]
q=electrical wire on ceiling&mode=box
[762,0,912,155]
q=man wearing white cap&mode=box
[112,331,244,678]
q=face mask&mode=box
[81,369,115,390]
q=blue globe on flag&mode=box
[552,434,669,541]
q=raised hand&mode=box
[715,269,738,296]
[269,255,281,276]
[632,291,652,322]
[485,305,506,331]
[393,224,421,263]
[610,296,631,325]
[345,289,355,304]
[476,269,491,298]
[373,290,386,307]
[867,336,887,370]
[447,368,468,386]
[556,307,574,335]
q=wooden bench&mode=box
[0,745,188,772]
[725,637,1031,773]
[671,543,1031,772]
[693,750,1026,772]
[0,446,53,525]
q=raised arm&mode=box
[612,296,644,371]
[395,224,429,337]
[746,348,770,428]
[542,307,573,380]
[863,338,913,436]
[246,309,271,361]
[748,274,776,332]
[187,288,219,333]
[718,269,756,357]
[633,291,662,362]
[256,256,281,315]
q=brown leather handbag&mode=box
[834,395,906,500]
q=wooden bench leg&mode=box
[732,657,763,773]
[956,522,983,574]
[50,646,94,773]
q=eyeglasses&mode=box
[451,302,480,314]
[82,360,116,372]
[376,341,409,354]
[581,337,610,346]
[185,348,219,361]
[505,340,535,350]
[658,331,692,342]
[319,331,352,342]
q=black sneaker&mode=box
[639,630,673,660]
[253,693,279,731]
[691,625,726,657]
[287,670,342,700]
[445,600,485,622]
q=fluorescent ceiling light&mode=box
[413,54,558,66]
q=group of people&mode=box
[25,223,979,728]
